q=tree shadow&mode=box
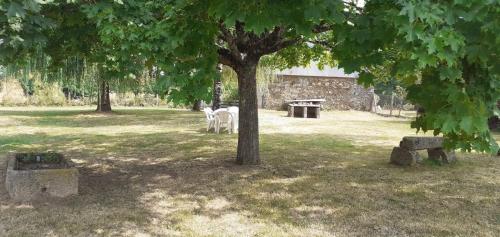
[383,120,413,125]
[0,112,498,236]
[0,131,368,232]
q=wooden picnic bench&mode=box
[286,99,325,119]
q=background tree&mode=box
[1,0,146,112]
[368,56,408,116]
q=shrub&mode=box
[0,79,28,106]
[111,92,163,107]
[31,82,66,106]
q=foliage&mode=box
[256,63,278,103]
[220,62,277,103]
[1,0,150,111]
[367,56,408,110]
[220,66,239,102]
[1,0,499,154]
[398,0,499,153]
[325,0,500,153]
[0,0,56,63]
[31,80,66,106]
[111,92,162,107]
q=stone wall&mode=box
[263,75,374,111]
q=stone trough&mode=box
[5,152,78,201]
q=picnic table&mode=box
[220,100,239,108]
[285,99,326,119]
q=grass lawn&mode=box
[0,107,498,237]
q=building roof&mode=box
[275,62,358,78]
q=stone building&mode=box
[262,64,374,111]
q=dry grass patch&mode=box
[0,107,498,236]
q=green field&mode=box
[0,107,498,236]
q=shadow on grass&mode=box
[0,106,498,236]
[383,120,413,125]
[0,129,498,236]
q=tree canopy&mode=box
[339,0,500,153]
[1,0,499,163]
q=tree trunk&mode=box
[212,77,222,110]
[96,80,111,112]
[192,100,201,111]
[236,62,260,165]
[389,92,394,116]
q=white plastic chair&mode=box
[227,106,239,132]
[203,108,215,131]
[214,110,233,134]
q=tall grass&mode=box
[0,79,28,106]
[0,78,167,107]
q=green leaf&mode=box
[459,116,473,134]
[7,2,26,18]
[400,2,416,23]
[23,0,41,12]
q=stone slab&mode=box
[427,148,457,164]
[400,136,444,150]
[390,147,421,166]
[5,153,78,202]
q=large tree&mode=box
[0,0,144,112]
[94,0,357,164]
[137,0,498,160]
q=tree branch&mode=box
[235,21,250,48]
[218,21,242,62]
[258,37,302,56]
[260,26,285,47]
[252,26,295,56]
[217,47,238,68]
[313,22,334,33]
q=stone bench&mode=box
[390,137,456,166]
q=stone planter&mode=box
[5,152,78,201]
